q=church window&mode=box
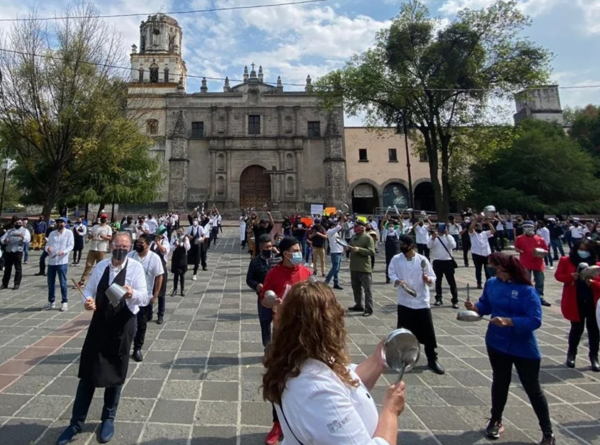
[217,153,225,172]
[138,68,144,82]
[248,115,261,135]
[286,176,295,195]
[191,122,204,138]
[164,68,169,82]
[149,64,159,83]
[216,176,225,196]
[285,153,294,171]
[146,119,158,135]
[307,121,321,137]
[140,35,146,52]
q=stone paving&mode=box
[0,228,599,445]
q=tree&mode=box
[0,3,161,220]
[568,105,600,158]
[469,119,600,214]
[315,0,551,219]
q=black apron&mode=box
[172,245,188,274]
[73,226,85,251]
[187,226,201,264]
[151,242,168,296]
[385,230,400,258]
[78,263,135,387]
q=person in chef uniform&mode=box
[56,233,148,445]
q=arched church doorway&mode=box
[352,183,379,214]
[414,181,435,212]
[240,165,271,209]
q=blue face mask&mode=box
[289,252,303,265]
[578,250,591,259]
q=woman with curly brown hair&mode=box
[263,281,406,445]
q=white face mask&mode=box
[193,221,198,226]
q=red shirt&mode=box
[260,264,312,302]
[515,234,548,271]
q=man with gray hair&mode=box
[56,232,148,445]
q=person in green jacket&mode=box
[346,220,376,317]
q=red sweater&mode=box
[555,257,600,322]
[260,264,312,303]
[515,234,548,271]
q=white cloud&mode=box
[439,0,562,16]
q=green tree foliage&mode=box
[315,0,551,218]
[568,105,600,157]
[0,3,163,220]
[469,120,600,213]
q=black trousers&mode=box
[417,243,430,259]
[2,251,23,286]
[157,272,167,317]
[432,260,458,304]
[134,305,153,350]
[209,227,219,246]
[73,249,83,264]
[397,305,438,362]
[472,253,490,285]
[70,379,122,432]
[568,295,600,358]
[193,241,208,274]
[462,239,471,267]
[38,250,48,274]
[173,271,186,292]
[487,346,552,436]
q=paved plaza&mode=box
[0,228,599,445]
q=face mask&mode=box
[57,224,65,230]
[578,250,591,259]
[14,224,22,229]
[289,252,303,265]
[354,227,364,234]
[524,228,534,236]
[193,221,198,226]
[112,248,128,262]
[275,240,281,246]
[134,243,145,253]
[400,245,412,254]
[261,250,272,259]
[475,228,483,233]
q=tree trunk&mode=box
[84,202,89,221]
[42,201,54,223]
[422,127,446,220]
[440,140,452,221]
[111,203,115,222]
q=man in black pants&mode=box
[150,230,169,325]
[387,235,445,375]
[460,217,471,267]
[1,218,31,290]
[186,217,206,281]
[427,224,459,308]
[469,216,495,289]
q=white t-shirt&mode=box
[537,227,551,245]
[89,224,113,252]
[387,253,436,310]
[327,225,344,254]
[448,223,460,236]
[570,226,585,239]
[127,250,164,300]
[276,359,388,445]
[469,230,493,257]
[505,220,514,230]
[146,218,158,234]
[414,224,430,244]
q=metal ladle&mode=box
[382,328,421,382]
[456,310,491,322]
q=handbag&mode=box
[437,237,458,269]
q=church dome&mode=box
[142,13,179,28]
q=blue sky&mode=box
[1,0,599,125]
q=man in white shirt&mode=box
[128,236,164,362]
[324,214,345,290]
[146,214,158,234]
[469,216,496,289]
[186,217,206,280]
[77,214,113,287]
[150,230,170,324]
[414,218,431,259]
[43,217,75,312]
[57,233,148,445]
[136,216,150,237]
[1,218,31,290]
[388,234,445,375]
[209,209,220,247]
[448,216,461,251]
[427,224,458,308]
[537,220,553,270]
[504,215,515,243]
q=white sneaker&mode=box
[549,266,555,270]
[60,303,68,312]
[43,302,55,310]
[192,275,197,281]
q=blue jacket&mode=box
[475,278,542,359]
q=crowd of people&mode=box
[3,206,600,445]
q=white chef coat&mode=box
[150,237,171,261]
[469,231,493,257]
[146,218,158,234]
[127,250,164,301]
[240,217,247,241]
[414,224,430,244]
[45,229,75,266]
[327,225,344,254]
[170,235,191,252]
[448,223,460,236]
[276,359,389,445]
[186,224,206,242]
[82,258,149,315]
[388,253,436,309]
[427,235,456,261]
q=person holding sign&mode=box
[57,233,148,445]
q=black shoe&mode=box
[0,285,7,290]
[170,289,177,296]
[434,299,443,307]
[485,418,504,439]
[428,360,445,375]
[348,305,365,312]
[540,433,555,445]
[57,425,79,445]
[541,299,551,307]
[333,285,344,290]
[12,285,19,290]
[363,311,373,317]
[98,420,115,443]
[566,353,576,368]
[477,282,482,290]
[591,356,600,372]
[202,268,207,271]
[452,303,459,309]
[157,316,164,325]
[34,272,45,276]
[132,349,143,362]
[181,290,185,296]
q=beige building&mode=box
[127,13,347,215]
[344,127,435,214]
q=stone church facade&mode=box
[127,13,347,215]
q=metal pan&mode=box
[381,328,420,382]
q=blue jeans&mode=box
[551,239,565,260]
[325,253,342,286]
[24,242,29,262]
[48,264,68,303]
[527,269,545,297]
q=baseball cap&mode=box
[437,223,446,233]
[276,236,299,256]
[100,213,108,218]
[57,217,68,223]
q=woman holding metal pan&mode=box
[464,252,555,445]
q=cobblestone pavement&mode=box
[0,228,599,445]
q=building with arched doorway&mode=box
[127,13,348,214]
